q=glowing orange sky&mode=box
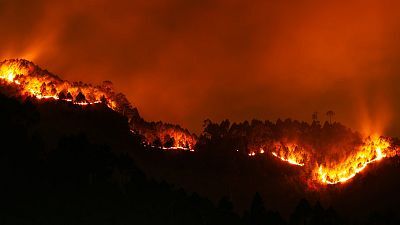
[1,0,400,134]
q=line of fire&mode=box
[1,59,399,186]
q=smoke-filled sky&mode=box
[1,0,400,134]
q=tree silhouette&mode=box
[218,196,234,213]
[58,91,67,100]
[40,82,47,94]
[249,192,267,225]
[290,199,312,225]
[164,135,175,147]
[66,92,73,101]
[100,95,108,105]
[326,110,335,124]
[75,92,87,103]
[312,112,318,122]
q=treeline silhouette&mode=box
[197,118,362,158]
[0,92,398,225]
[0,58,196,150]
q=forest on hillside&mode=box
[0,93,398,225]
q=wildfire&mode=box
[1,59,399,185]
[0,59,118,109]
[0,59,197,151]
[271,143,308,166]
[261,136,399,185]
[271,152,305,166]
[315,136,396,184]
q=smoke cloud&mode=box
[1,0,400,134]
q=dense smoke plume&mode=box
[0,0,400,135]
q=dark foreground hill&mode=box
[0,93,399,225]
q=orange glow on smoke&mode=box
[2,59,399,185]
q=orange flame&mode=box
[315,136,396,184]
[259,136,398,185]
[0,59,196,151]
[2,59,398,182]
[0,59,117,109]
[271,143,308,166]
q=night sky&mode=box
[1,0,400,135]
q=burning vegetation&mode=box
[1,59,399,186]
[271,143,308,167]
[199,119,400,186]
[0,59,196,151]
[315,135,397,184]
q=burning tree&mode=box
[0,59,198,152]
[326,110,335,124]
